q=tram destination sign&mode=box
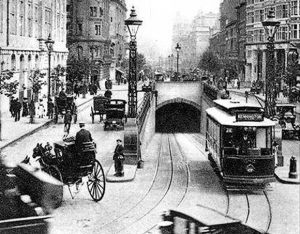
[236,112,264,122]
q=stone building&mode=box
[236,0,247,83]
[66,0,111,85]
[245,0,300,88]
[0,0,68,109]
[191,11,219,59]
[109,0,127,82]
[172,11,219,72]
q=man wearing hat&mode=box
[75,122,93,152]
[113,139,125,177]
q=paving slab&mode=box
[106,163,137,182]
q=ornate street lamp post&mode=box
[262,10,280,118]
[287,47,299,102]
[125,6,142,118]
[175,43,181,76]
[45,34,54,116]
[170,54,174,74]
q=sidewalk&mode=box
[227,87,300,185]
[0,78,115,151]
[0,93,94,150]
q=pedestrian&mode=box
[29,100,35,124]
[237,78,241,89]
[48,98,54,119]
[272,141,279,167]
[74,83,80,98]
[113,139,125,177]
[105,78,112,90]
[22,99,29,117]
[9,97,16,118]
[104,89,112,99]
[37,99,45,118]
[14,98,22,122]
[59,88,67,100]
[92,83,98,95]
[64,110,72,137]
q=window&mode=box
[247,30,253,42]
[77,23,83,35]
[90,6,97,17]
[11,54,16,70]
[95,24,101,35]
[10,0,17,35]
[45,9,52,37]
[247,0,254,4]
[276,26,288,41]
[291,0,299,16]
[290,24,299,39]
[28,2,33,37]
[247,11,254,24]
[276,4,288,18]
[100,7,103,16]
[254,30,259,42]
[259,29,264,41]
[254,10,260,22]
[19,0,25,36]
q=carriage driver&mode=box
[75,122,93,153]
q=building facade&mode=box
[245,0,300,88]
[66,0,111,85]
[109,0,127,81]
[172,11,219,73]
[0,0,68,109]
[236,0,247,83]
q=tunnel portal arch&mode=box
[155,98,201,133]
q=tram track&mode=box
[96,133,190,234]
[187,133,273,234]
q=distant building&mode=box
[171,11,219,72]
[66,0,111,85]
[0,0,68,111]
[109,0,127,82]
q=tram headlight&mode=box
[246,164,255,173]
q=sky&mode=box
[125,0,221,58]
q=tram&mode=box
[206,99,276,188]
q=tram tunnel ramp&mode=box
[155,102,201,133]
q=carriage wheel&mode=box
[87,160,105,202]
[46,165,63,208]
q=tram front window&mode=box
[223,126,272,155]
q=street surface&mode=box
[1,88,299,234]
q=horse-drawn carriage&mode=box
[104,99,127,131]
[90,96,109,123]
[275,103,300,140]
[54,96,77,124]
[28,138,106,203]
[0,159,60,233]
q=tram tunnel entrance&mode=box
[155,102,201,133]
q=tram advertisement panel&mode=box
[236,112,264,122]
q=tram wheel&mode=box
[87,160,106,202]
